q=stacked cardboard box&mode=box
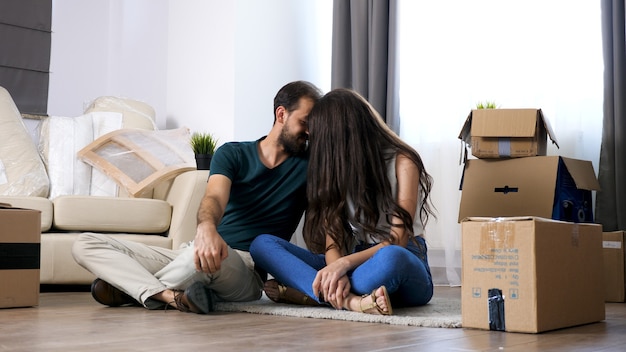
[603,231,626,302]
[458,156,600,223]
[458,108,599,223]
[0,204,41,308]
[461,217,604,333]
[457,109,605,333]
[458,108,558,159]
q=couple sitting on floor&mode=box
[72,81,434,316]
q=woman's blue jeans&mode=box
[249,234,433,307]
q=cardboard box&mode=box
[0,205,41,308]
[458,156,600,223]
[461,217,604,333]
[603,231,626,302]
[458,108,559,158]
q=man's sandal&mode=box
[359,285,393,315]
[264,279,322,307]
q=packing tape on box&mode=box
[498,138,511,157]
[571,224,580,247]
[488,288,506,331]
[0,243,40,269]
[480,220,516,259]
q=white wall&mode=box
[48,0,169,120]
[44,0,332,146]
[232,1,331,141]
[165,0,236,140]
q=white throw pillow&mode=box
[40,112,123,199]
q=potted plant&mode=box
[190,132,218,170]
[475,101,498,109]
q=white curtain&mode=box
[397,0,603,285]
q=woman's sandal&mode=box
[264,279,322,307]
[359,285,393,315]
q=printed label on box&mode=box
[603,240,622,249]
[471,247,521,294]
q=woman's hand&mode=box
[312,258,351,309]
[325,275,351,309]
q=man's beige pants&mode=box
[72,233,263,307]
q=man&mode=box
[72,81,322,313]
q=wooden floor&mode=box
[1,286,625,351]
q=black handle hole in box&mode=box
[494,186,518,194]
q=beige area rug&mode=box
[214,294,462,328]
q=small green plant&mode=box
[190,132,218,155]
[476,101,498,109]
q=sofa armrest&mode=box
[0,196,53,231]
[163,170,209,249]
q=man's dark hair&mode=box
[273,81,323,123]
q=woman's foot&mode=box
[345,285,393,315]
[264,279,322,307]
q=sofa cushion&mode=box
[52,196,172,233]
[40,232,172,284]
[0,196,53,231]
[84,96,156,130]
[0,86,49,197]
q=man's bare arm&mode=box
[194,174,232,273]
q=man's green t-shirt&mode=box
[208,138,307,251]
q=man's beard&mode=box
[279,128,308,156]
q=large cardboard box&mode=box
[0,204,41,308]
[602,231,626,302]
[458,156,600,223]
[458,108,559,158]
[461,217,605,333]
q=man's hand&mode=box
[193,224,228,273]
[194,174,232,274]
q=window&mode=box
[397,0,603,285]
[0,0,52,117]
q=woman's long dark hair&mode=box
[303,89,435,254]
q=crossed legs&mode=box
[72,233,262,311]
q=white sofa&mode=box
[0,171,208,285]
[0,87,208,285]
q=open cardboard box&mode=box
[458,108,559,158]
[458,156,599,223]
[461,216,604,333]
[0,204,41,308]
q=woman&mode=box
[250,88,435,315]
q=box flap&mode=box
[458,109,559,148]
[538,109,559,148]
[461,216,557,223]
[0,202,12,208]
[458,113,472,143]
[560,157,600,190]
